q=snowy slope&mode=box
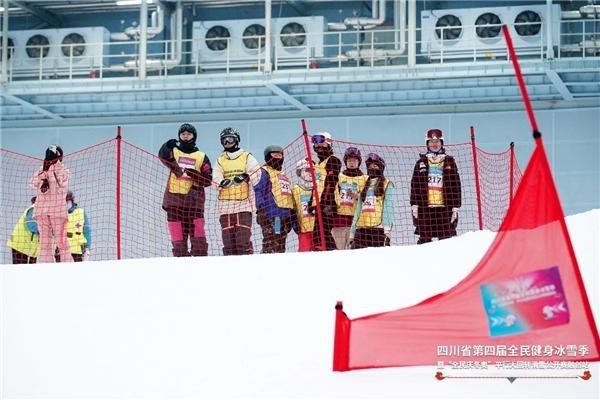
[1,210,598,399]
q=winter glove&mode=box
[40,179,49,193]
[172,167,184,178]
[233,173,250,185]
[384,234,391,247]
[256,208,267,226]
[321,205,335,217]
[411,205,419,219]
[219,179,233,189]
[166,139,178,149]
[184,168,201,180]
[450,207,459,224]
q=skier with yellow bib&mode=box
[310,131,342,250]
[291,159,316,252]
[65,191,91,262]
[6,197,39,264]
[214,127,261,256]
[159,123,213,256]
[333,147,368,249]
[349,153,395,249]
[254,145,294,253]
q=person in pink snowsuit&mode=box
[29,145,74,263]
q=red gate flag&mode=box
[333,139,600,370]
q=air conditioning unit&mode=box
[8,27,109,74]
[421,4,561,60]
[10,29,58,70]
[273,16,325,64]
[55,27,110,69]
[192,16,325,68]
[0,35,16,62]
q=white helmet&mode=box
[311,131,333,145]
[296,158,314,183]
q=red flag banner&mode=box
[333,141,600,370]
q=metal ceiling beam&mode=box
[288,0,307,16]
[265,83,310,111]
[0,90,63,119]
[13,1,63,28]
[546,70,575,101]
[2,98,598,129]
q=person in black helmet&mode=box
[29,145,73,263]
[214,127,261,256]
[159,123,213,257]
[410,128,462,244]
[253,145,294,253]
[349,153,395,249]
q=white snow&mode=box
[1,210,598,399]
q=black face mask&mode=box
[178,139,198,154]
[367,168,383,177]
[267,157,284,171]
[314,145,332,159]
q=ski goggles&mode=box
[222,136,237,144]
[311,134,328,144]
[269,151,283,159]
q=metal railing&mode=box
[1,19,598,82]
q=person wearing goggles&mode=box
[159,123,213,257]
[214,127,262,255]
[309,131,341,250]
[410,129,462,244]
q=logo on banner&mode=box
[480,266,569,337]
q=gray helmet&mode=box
[220,127,240,147]
[264,144,283,160]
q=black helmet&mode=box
[45,145,64,161]
[264,144,283,160]
[343,147,362,166]
[365,153,385,172]
[178,123,197,143]
[220,127,240,147]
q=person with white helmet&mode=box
[254,145,294,253]
[349,153,395,249]
[159,123,213,257]
[29,145,73,263]
[214,127,262,255]
[410,129,462,244]
[310,131,342,250]
[333,147,368,249]
[291,158,316,252]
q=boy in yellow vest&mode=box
[410,129,462,244]
[159,123,213,256]
[7,197,39,264]
[254,145,293,253]
[214,127,261,256]
[349,153,395,249]
[291,159,316,252]
[65,191,91,262]
[310,131,342,250]
[333,147,368,250]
